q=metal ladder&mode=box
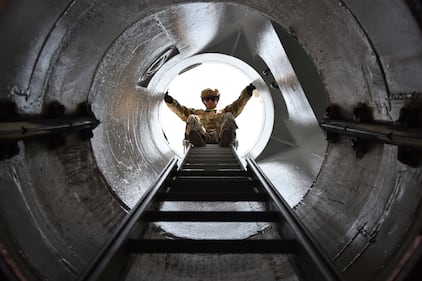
[80,144,344,281]
[128,144,295,254]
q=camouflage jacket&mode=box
[165,88,251,132]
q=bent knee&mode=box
[222,112,236,122]
[187,114,200,122]
[224,112,234,118]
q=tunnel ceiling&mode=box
[0,1,422,281]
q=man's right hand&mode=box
[164,92,173,103]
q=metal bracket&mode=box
[320,100,422,166]
[396,98,422,167]
[0,100,100,160]
[351,103,373,158]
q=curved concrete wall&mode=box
[0,0,421,281]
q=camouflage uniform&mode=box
[165,88,251,143]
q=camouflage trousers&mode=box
[185,112,238,144]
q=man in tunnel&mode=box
[164,83,256,147]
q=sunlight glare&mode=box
[160,62,264,157]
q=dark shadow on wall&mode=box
[272,21,329,121]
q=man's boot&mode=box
[219,113,237,147]
[219,129,235,147]
[189,130,206,147]
[186,115,206,147]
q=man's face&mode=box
[202,96,219,110]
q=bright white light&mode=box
[160,62,264,156]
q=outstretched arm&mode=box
[163,92,195,122]
[223,83,255,117]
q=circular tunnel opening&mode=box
[150,53,276,239]
[158,54,273,158]
[88,2,326,212]
[86,1,327,241]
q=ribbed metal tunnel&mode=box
[0,1,421,281]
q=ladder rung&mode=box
[175,170,250,177]
[165,185,255,193]
[186,155,236,159]
[186,154,236,158]
[180,168,244,172]
[187,151,236,154]
[190,145,232,150]
[156,192,268,201]
[169,178,256,189]
[175,176,250,180]
[185,159,239,164]
[127,239,298,253]
[144,211,280,222]
[187,151,234,155]
[182,163,241,169]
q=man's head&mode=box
[201,88,220,110]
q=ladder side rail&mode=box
[78,157,179,281]
[177,143,192,170]
[245,158,345,281]
[230,144,247,171]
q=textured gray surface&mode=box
[0,0,421,280]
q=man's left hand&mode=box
[246,83,256,96]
